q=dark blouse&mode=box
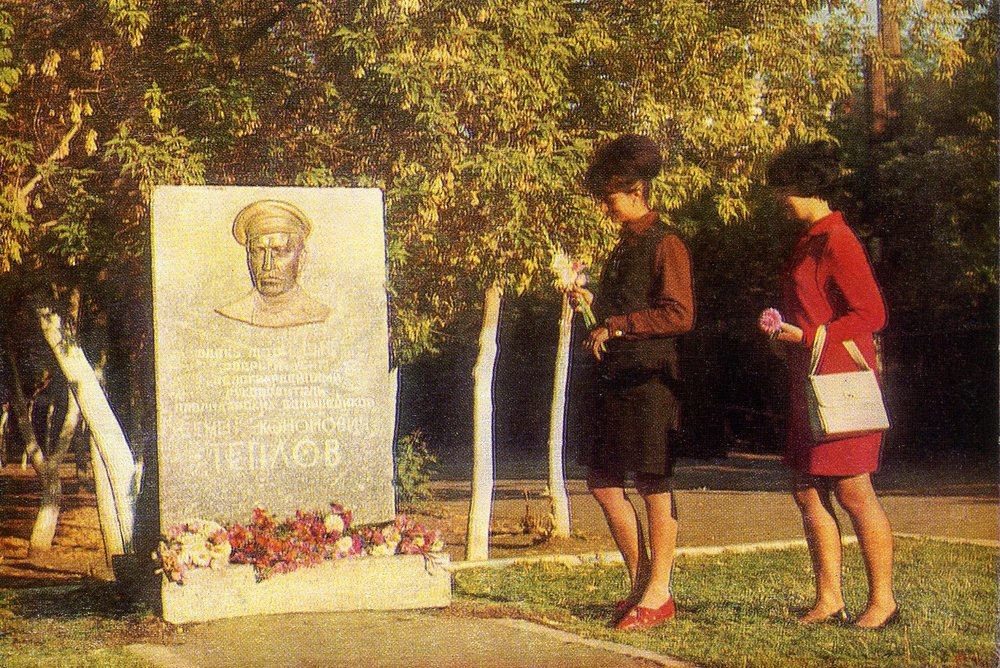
[602,212,694,338]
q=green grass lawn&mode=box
[453,537,998,668]
[1,537,994,667]
[0,582,170,667]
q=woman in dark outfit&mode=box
[760,141,898,629]
[569,135,694,631]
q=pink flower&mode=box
[758,308,783,336]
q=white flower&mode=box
[550,251,577,291]
[382,527,401,553]
[335,536,354,557]
[324,513,345,535]
[188,544,213,568]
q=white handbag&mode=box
[806,325,890,442]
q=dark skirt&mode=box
[580,368,680,477]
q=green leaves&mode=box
[0,0,989,362]
[105,0,150,48]
[104,124,207,199]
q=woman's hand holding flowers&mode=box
[758,307,804,344]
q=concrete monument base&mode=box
[159,554,451,624]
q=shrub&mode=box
[394,430,437,503]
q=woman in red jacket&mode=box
[760,141,898,629]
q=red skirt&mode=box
[784,336,885,477]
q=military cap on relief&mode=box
[232,200,313,245]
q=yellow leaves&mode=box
[396,0,421,17]
[69,100,83,124]
[41,49,60,77]
[90,43,105,71]
[84,129,98,156]
[145,83,164,126]
[934,41,971,82]
[969,112,993,133]
[419,202,439,224]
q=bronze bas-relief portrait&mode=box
[215,199,332,328]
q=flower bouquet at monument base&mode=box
[155,502,446,583]
[154,519,232,584]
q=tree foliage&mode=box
[867,2,996,330]
[0,0,992,440]
[0,0,878,360]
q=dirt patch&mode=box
[0,465,114,588]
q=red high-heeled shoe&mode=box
[609,599,633,625]
[614,597,676,631]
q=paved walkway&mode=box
[127,454,998,668]
[129,612,691,668]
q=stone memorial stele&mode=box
[141,186,450,623]
[151,186,396,528]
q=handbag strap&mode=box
[809,325,872,375]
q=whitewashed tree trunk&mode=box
[28,386,80,553]
[466,285,502,561]
[30,467,62,551]
[37,307,136,555]
[0,405,7,467]
[546,295,573,537]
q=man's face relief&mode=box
[247,231,304,297]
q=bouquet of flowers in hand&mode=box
[758,308,783,339]
[551,249,597,329]
[155,519,232,584]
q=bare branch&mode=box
[18,120,83,206]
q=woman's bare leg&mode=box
[589,474,649,598]
[635,489,677,609]
[792,473,846,621]
[833,473,897,627]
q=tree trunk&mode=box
[0,405,7,468]
[466,285,502,561]
[37,307,136,555]
[27,384,81,553]
[868,0,903,140]
[29,465,62,554]
[90,434,123,566]
[5,350,58,553]
[546,296,573,538]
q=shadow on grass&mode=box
[566,601,616,623]
[2,579,142,620]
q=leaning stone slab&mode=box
[160,554,451,624]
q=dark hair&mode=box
[585,134,662,198]
[765,140,841,200]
